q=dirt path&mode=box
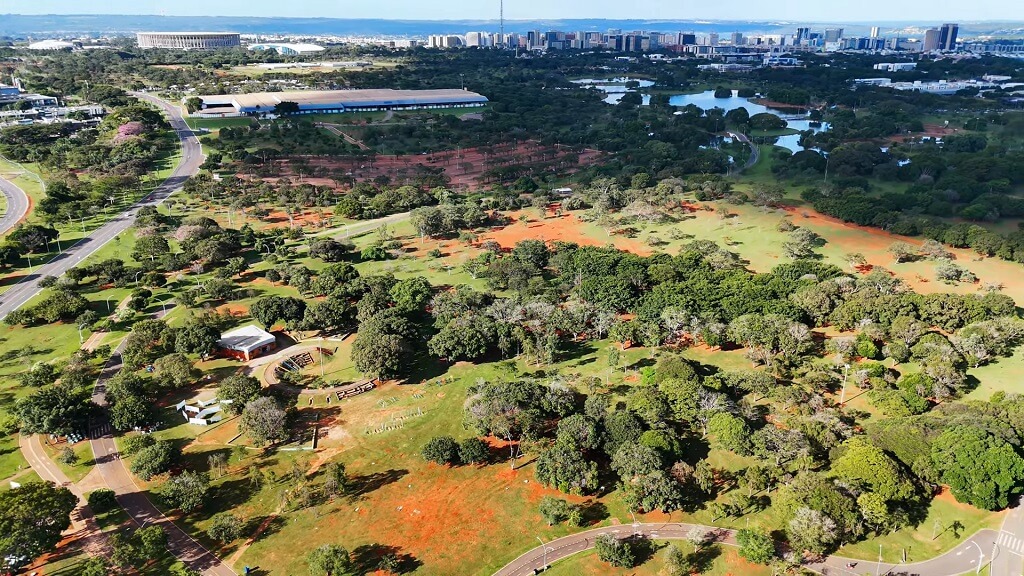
[319,123,370,150]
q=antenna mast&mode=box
[500,0,505,48]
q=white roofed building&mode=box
[217,325,277,361]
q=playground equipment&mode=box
[174,397,234,425]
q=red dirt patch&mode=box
[479,210,651,255]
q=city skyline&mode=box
[7,0,1024,24]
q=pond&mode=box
[576,79,830,153]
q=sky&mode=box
[7,0,1024,23]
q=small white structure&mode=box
[174,397,234,426]
[217,324,276,361]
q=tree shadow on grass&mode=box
[579,500,610,525]
[347,468,409,499]
[351,543,422,574]
[686,543,722,572]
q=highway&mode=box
[494,522,1007,576]
[0,169,31,235]
[0,91,203,320]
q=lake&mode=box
[575,79,829,153]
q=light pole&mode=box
[536,536,548,570]
[629,510,639,536]
[77,322,87,345]
[877,543,882,576]
[839,363,850,405]
[134,271,143,286]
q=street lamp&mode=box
[536,536,548,570]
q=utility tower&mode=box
[500,0,505,48]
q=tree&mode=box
[390,276,434,314]
[130,440,177,480]
[787,507,838,555]
[351,314,413,378]
[8,223,58,253]
[175,320,221,358]
[931,425,1024,510]
[250,295,307,329]
[888,242,917,263]
[535,441,601,495]
[208,513,243,543]
[110,393,152,431]
[152,353,197,389]
[15,384,91,437]
[307,544,354,576]
[163,470,209,513]
[219,374,262,415]
[184,97,203,113]
[81,557,111,576]
[707,412,752,455]
[594,534,636,568]
[421,436,461,466]
[538,496,573,525]
[736,529,775,564]
[136,525,168,559]
[240,397,288,447]
[274,101,300,116]
[782,228,821,260]
[309,238,351,262]
[0,482,77,570]
[663,544,689,576]
[830,437,916,505]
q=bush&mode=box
[360,245,390,261]
[421,436,461,466]
[458,437,489,465]
[87,489,117,513]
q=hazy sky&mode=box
[9,0,1023,22]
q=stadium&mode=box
[188,88,489,117]
[137,32,241,49]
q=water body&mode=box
[578,79,829,153]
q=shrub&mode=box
[120,433,155,456]
[458,437,489,465]
[421,436,461,466]
[87,489,117,513]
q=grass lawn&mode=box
[185,117,255,131]
[40,439,96,483]
[0,434,30,487]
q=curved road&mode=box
[727,131,760,172]
[0,170,30,236]
[495,522,1008,576]
[0,91,203,320]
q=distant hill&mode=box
[1,14,1022,40]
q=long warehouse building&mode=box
[137,32,241,49]
[188,88,488,117]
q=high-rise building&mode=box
[824,28,844,42]
[795,27,810,45]
[730,32,744,45]
[923,28,941,51]
[938,23,959,50]
[870,26,880,38]
[680,33,696,45]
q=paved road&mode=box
[728,131,760,172]
[0,91,203,320]
[0,171,30,235]
[494,522,1002,576]
[19,434,110,557]
[992,497,1024,576]
[90,338,236,576]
